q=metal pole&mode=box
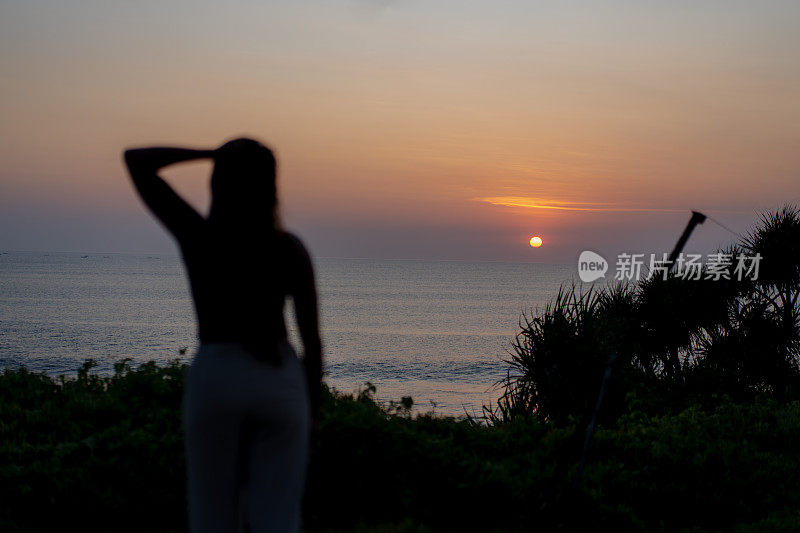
[571,211,706,488]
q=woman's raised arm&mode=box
[123,147,214,244]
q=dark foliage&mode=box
[2,364,800,532]
[489,206,800,425]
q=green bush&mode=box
[2,363,799,532]
[0,360,187,532]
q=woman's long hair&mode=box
[208,138,280,232]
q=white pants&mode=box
[183,342,310,533]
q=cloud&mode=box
[478,196,690,213]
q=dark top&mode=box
[126,155,316,363]
[180,227,308,359]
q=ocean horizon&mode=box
[0,251,575,416]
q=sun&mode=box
[529,236,543,248]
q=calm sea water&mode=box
[0,252,573,416]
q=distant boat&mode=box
[81,255,89,258]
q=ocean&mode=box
[0,252,573,416]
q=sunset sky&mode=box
[1,0,798,263]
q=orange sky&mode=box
[1,1,798,262]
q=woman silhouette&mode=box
[124,138,322,533]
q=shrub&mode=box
[492,206,800,425]
[2,364,799,531]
